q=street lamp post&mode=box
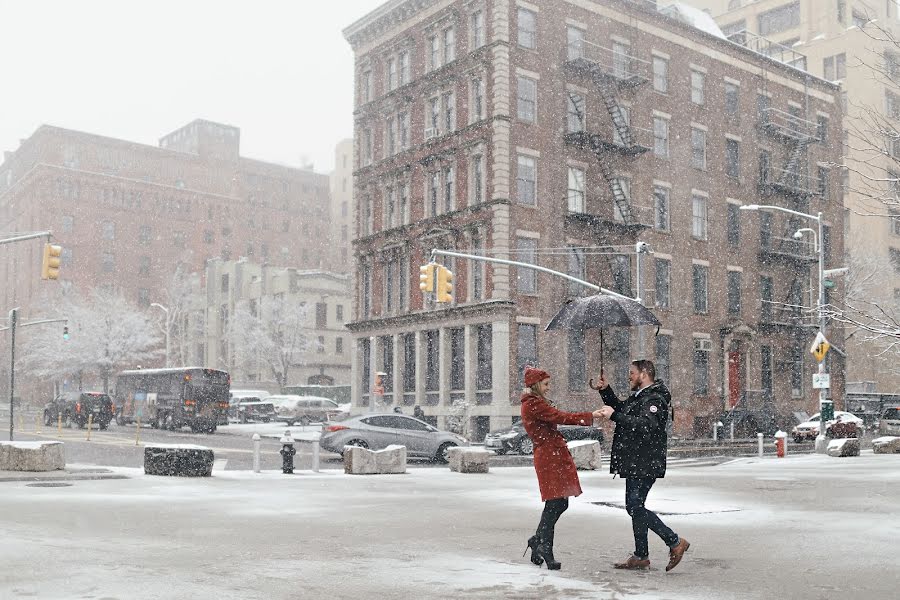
[150,303,170,368]
[740,204,829,452]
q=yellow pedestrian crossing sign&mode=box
[810,332,830,362]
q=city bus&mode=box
[114,367,230,433]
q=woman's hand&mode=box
[589,375,609,391]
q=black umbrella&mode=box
[545,293,661,377]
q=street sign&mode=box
[812,373,831,389]
[809,331,830,362]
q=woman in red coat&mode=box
[521,367,603,570]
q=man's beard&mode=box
[630,380,640,391]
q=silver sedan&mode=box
[320,413,468,462]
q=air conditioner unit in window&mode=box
[424,127,438,140]
[694,338,712,352]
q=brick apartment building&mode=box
[344,0,844,439]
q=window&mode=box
[760,346,773,393]
[517,76,536,122]
[759,149,771,184]
[612,178,631,222]
[102,252,115,273]
[692,194,708,240]
[476,324,492,392]
[726,138,740,178]
[139,255,151,276]
[428,171,440,217]
[760,275,774,321]
[655,258,670,309]
[336,338,344,354]
[567,26,584,60]
[693,342,710,395]
[402,333,416,393]
[567,166,585,213]
[470,152,484,204]
[568,330,586,391]
[138,289,150,307]
[385,116,396,155]
[425,330,439,394]
[387,57,397,91]
[317,336,326,354]
[837,0,846,23]
[653,116,669,158]
[516,237,537,293]
[653,186,669,231]
[471,77,485,123]
[363,128,373,165]
[443,165,455,213]
[612,42,629,80]
[361,260,372,318]
[567,92,585,133]
[791,343,803,397]
[852,8,868,28]
[568,246,586,295]
[399,51,410,86]
[725,82,739,115]
[471,10,485,49]
[102,221,115,240]
[62,215,74,233]
[891,209,900,236]
[442,91,455,133]
[516,324,538,381]
[691,70,705,104]
[727,270,742,315]
[139,225,152,244]
[758,2,800,35]
[818,166,830,198]
[611,255,631,296]
[516,155,536,205]
[336,305,344,321]
[693,264,708,313]
[612,105,631,146]
[61,248,73,267]
[316,302,327,328]
[517,7,536,49]
[721,19,747,41]
[471,231,486,301]
[443,27,456,63]
[891,248,900,273]
[656,335,671,382]
[691,127,707,169]
[727,204,740,247]
[824,53,846,80]
[361,70,372,103]
[449,328,465,391]
[429,35,440,70]
[817,115,829,142]
[653,56,668,93]
[399,182,409,225]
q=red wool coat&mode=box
[520,393,594,501]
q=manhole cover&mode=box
[25,482,73,488]
[590,501,742,516]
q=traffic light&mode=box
[63,326,69,341]
[419,263,436,293]
[435,265,454,303]
[41,243,62,280]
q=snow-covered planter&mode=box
[0,441,65,471]
[144,444,214,477]
[872,436,900,454]
[344,444,406,474]
[447,447,491,473]
[826,438,860,457]
[567,440,602,470]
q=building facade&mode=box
[200,259,352,390]
[344,0,844,440]
[685,0,900,393]
[330,138,356,273]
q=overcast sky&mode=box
[0,0,385,173]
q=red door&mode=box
[728,352,742,408]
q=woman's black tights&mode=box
[535,497,569,546]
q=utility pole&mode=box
[8,308,17,441]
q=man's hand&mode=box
[591,409,605,419]
[589,375,609,391]
[597,405,615,419]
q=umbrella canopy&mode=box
[545,293,661,332]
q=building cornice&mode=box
[345,299,515,332]
[343,0,437,49]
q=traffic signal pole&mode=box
[0,231,52,246]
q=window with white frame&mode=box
[653,56,668,93]
[517,155,537,205]
[725,82,739,115]
[612,41,629,79]
[443,164,455,213]
[471,10,485,49]
[517,76,536,122]
[429,34,440,70]
[442,90,456,133]
[363,128,373,166]
[567,166,585,213]
[443,26,456,63]
[398,253,408,311]
[399,111,410,149]
[655,258,670,308]
[399,182,409,225]
[653,116,669,158]
[691,127,707,169]
[427,96,440,136]
[384,259,396,314]
[387,57,397,91]
[727,270,742,315]
[691,70,705,104]
[361,69,372,104]
[692,193,708,240]
[692,265,708,313]
[470,151,485,204]
[517,7,536,48]
[567,26,584,60]
[567,91,585,133]
[693,341,710,394]
[470,76,485,123]
[399,50,410,86]
[516,237,537,293]
[613,177,631,222]
[428,171,440,217]
[726,138,740,178]
[654,186,670,231]
[384,186,397,229]
[385,116,396,156]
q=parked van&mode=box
[878,406,900,436]
[270,395,345,426]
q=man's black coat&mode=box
[599,379,671,479]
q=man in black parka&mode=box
[594,359,690,572]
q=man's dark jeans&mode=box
[625,477,679,559]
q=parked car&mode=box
[235,398,277,423]
[270,395,346,426]
[227,389,272,423]
[320,413,468,462]
[792,411,865,442]
[483,422,604,455]
[878,406,900,436]
[43,392,114,430]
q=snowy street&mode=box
[2,452,898,600]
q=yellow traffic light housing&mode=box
[419,263,436,293]
[435,265,454,303]
[41,243,62,280]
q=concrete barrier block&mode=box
[826,438,860,457]
[344,445,406,474]
[567,440,602,470]
[447,447,491,473]
[144,444,214,477]
[0,441,65,471]
[872,436,900,454]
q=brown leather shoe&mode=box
[614,555,651,570]
[665,538,690,572]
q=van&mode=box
[878,406,900,436]
[270,395,345,426]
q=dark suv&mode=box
[483,422,604,455]
[43,392,114,430]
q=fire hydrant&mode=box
[774,430,787,458]
[280,430,296,474]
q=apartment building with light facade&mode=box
[344,0,844,440]
[683,0,900,392]
[330,138,355,273]
[201,259,351,389]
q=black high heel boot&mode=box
[523,535,543,566]
[534,542,561,570]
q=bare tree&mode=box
[157,263,202,366]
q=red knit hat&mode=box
[524,367,550,387]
